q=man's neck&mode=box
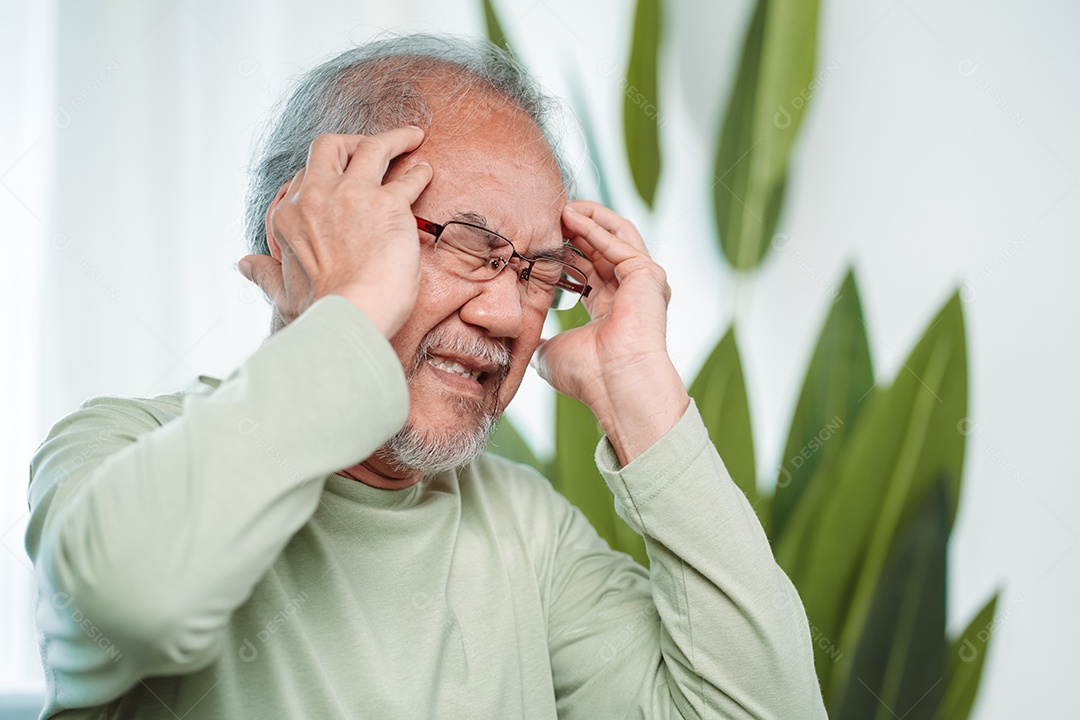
[335,457,424,490]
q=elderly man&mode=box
[27,35,826,719]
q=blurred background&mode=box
[1,0,1077,717]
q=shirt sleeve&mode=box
[25,295,409,711]
[546,399,828,719]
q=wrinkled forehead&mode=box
[415,74,569,181]
[424,89,563,172]
[417,91,568,253]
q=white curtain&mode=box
[3,0,1078,716]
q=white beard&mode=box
[379,326,510,475]
[381,409,499,475]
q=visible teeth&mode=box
[428,356,480,381]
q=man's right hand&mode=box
[238,127,433,337]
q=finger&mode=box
[566,200,651,256]
[529,335,586,399]
[383,161,433,204]
[565,246,600,282]
[561,211,615,281]
[563,205,641,273]
[263,181,293,260]
[302,134,360,181]
[565,201,648,260]
[568,235,617,287]
[283,166,305,200]
[529,339,554,386]
[301,128,423,184]
[565,236,618,291]
[239,254,285,304]
[342,126,426,182]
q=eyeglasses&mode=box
[415,216,592,312]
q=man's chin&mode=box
[379,413,500,476]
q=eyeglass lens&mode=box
[435,222,587,311]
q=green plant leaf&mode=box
[624,0,663,207]
[772,269,873,542]
[712,0,821,270]
[486,415,548,477]
[936,592,1000,720]
[554,391,608,518]
[688,326,758,512]
[834,478,949,720]
[553,304,648,566]
[480,0,513,55]
[776,292,968,698]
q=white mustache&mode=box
[415,328,511,375]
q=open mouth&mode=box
[426,355,483,382]
[414,332,511,395]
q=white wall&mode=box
[2,0,1076,716]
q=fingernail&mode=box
[564,204,578,214]
[237,260,252,280]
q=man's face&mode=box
[378,96,568,473]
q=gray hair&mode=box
[244,33,573,257]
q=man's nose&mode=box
[458,269,527,339]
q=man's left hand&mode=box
[532,200,690,466]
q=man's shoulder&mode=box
[28,376,222,525]
[57,375,219,434]
[32,376,221,480]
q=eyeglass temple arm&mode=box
[415,217,442,236]
[560,244,592,298]
[557,276,591,298]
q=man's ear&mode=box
[263,179,292,260]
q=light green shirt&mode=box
[26,295,827,719]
